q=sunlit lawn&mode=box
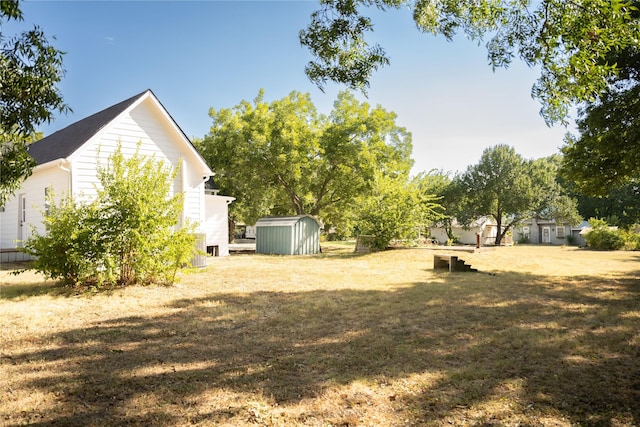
[1,245,639,426]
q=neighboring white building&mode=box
[203,177,235,256]
[429,217,498,245]
[1,89,233,261]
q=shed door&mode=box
[542,226,551,243]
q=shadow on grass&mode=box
[5,269,640,426]
[1,251,371,301]
[618,253,640,263]
[0,281,77,299]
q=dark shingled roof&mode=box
[204,176,219,192]
[27,90,149,165]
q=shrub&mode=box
[95,146,196,285]
[22,144,197,286]
[22,197,104,285]
[585,218,626,250]
[355,174,441,251]
[620,228,640,251]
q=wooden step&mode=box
[433,254,478,272]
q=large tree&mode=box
[0,0,68,206]
[300,0,639,124]
[458,145,580,245]
[195,90,413,231]
[561,41,640,196]
[527,155,582,226]
[573,181,640,228]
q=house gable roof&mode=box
[27,89,212,177]
[28,90,148,165]
[204,176,219,194]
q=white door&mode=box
[542,226,551,243]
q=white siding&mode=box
[0,166,70,249]
[68,97,206,226]
[203,195,232,256]
[0,194,19,249]
[1,92,220,254]
[430,226,484,245]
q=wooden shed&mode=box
[255,215,321,255]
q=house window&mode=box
[556,226,565,238]
[522,226,530,239]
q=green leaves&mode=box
[560,46,640,196]
[300,0,395,92]
[196,89,414,233]
[355,172,442,249]
[300,0,640,123]
[0,134,35,206]
[22,195,103,285]
[1,2,69,205]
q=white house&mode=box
[429,217,498,245]
[0,89,233,262]
[203,177,234,256]
[514,219,588,246]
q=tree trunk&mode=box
[494,211,503,245]
[444,219,454,241]
[495,226,503,245]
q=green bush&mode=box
[22,197,104,285]
[22,144,197,286]
[355,174,441,251]
[584,218,633,250]
[620,228,640,251]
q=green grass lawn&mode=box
[1,245,639,426]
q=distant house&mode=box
[1,89,233,261]
[429,217,498,245]
[514,219,588,246]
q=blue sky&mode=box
[10,1,574,175]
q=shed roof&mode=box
[255,215,320,228]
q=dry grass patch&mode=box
[1,245,639,426]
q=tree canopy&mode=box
[561,40,640,196]
[354,171,442,249]
[195,89,413,233]
[0,0,68,206]
[300,0,640,124]
[412,169,462,241]
[572,181,640,228]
